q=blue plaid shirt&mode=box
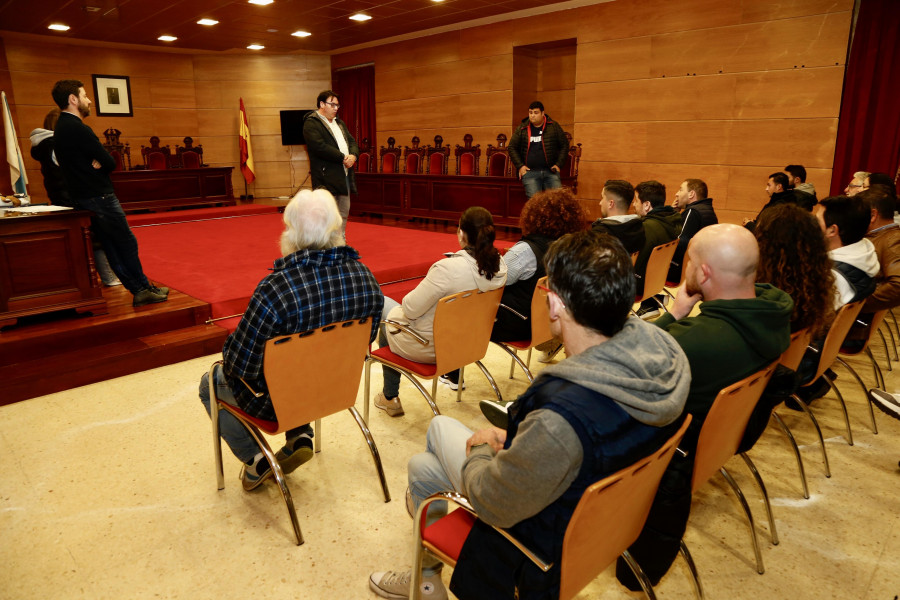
[223,245,384,420]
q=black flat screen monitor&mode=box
[280,110,313,146]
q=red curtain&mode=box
[332,65,376,153]
[830,0,900,194]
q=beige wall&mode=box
[333,0,853,223]
[1,37,331,204]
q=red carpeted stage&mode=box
[0,205,515,405]
[132,206,512,331]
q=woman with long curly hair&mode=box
[754,203,835,337]
[374,206,507,416]
[491,188,586,343]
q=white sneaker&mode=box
[438,375,466,391]
[369,570,447,600]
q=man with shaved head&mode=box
[616,224,793,591]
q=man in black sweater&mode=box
[51,80,167,307]
[591,179,645,254]
[668,178,717,283]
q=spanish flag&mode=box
[238,98,255,184]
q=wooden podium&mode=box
[0,210,107,329]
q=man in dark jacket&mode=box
[633,180,681,316]
[744,171,812,230]
[668,178,717,282]
[507,101,569,199]
[369,231,690,600]
[617,224,792,590]
[591,179,645,254]
[302,90,359,237]
[52,79,167,307]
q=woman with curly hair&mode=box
[754,203,835,337]
[491,188,586,343]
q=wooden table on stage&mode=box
[0,209,107,329]
[352,172,578,227]
[112,166,235,212]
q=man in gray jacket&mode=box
[369,231,690,600]
[302,90,359,236]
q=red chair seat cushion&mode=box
[503,340,531,350]
[423,509,477,562]
[220,400,279,434]
[372,346,438,378]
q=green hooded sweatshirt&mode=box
[653,283,793,451]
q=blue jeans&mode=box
[74,193,149,294]
[378,297,403,398]
[408,415,474,574]
[522,169,561,199]
[199,364,311,464]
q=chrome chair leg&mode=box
[475,360,503,403]
[791,394,832,477]
[866,346,887,388]
[496,342,534,382]
[210,363,226,491]
[835,357,878,434]
[740,453,778,545]
[772,411,809,499]
[877,327,893,371]
[719,466,764,574]
[457,366,464,402]
[620,550,658,600]
[679,539,704,600]
[823,376,854,446]
[348,406,391,502]
[364,357,372,424]
[313,418,322,453]
[432,377,438,400]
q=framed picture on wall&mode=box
[91,74,133,117]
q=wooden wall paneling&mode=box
[575,75,737,123]
[79,47,195,81]
[376,69,412,102]
[724,165,791,213]
[8,70,72,105]
[244,112,284,137]
[197,109,238,136]
[538,48,576,91]
[576,122,650,163]
[458,21,514,60]
[376,31,461,72]
[576,0,742,44]
[194,81,226,110]
[740,0,854,24]
[127,77,154,109]
[149,80,197,109]
[3,40,73,76]
[646,121,732,166]
[413,55,512,98]
[576,38,652,84]
[459,91,513,127]
[232,80,325,109]
[149,109,200,137]
[192,55,329,82]
[732,66,845,120]
[378,96,461,131]
[509,11,581,48]
[200,136,241,164]
[726,118,839,168]
[331,50,368,71]
[252,134,293,161]
[250,160,294,189]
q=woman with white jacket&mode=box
[374,206,507,417]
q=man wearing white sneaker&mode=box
[369,231,690,600]
[198,189,383,491]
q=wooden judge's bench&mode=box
[351,133,580,226]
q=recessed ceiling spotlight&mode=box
[48,23,70,31]
[247,44,265,50]
[349,13,371,21]
[431,0,445,2]
[248,0,273,4]
[158,35,177,42]
[197,18,219,26]
[291,30,311,37]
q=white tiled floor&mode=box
[2,335,899,599]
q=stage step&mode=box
[0,324,226,406]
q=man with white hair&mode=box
[198,189,383,490]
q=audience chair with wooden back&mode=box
[208,318,390,546]
[691,362,778,575]
[835,309,888,433]
[410,416,695,600]
[424,135,449,175]
[364,288,503,420]
[380,137,401,173]
[633,240,678,314]
[454,134,481,176]
[492,276,554,382]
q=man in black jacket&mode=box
[302,90,359,237]
[51,79,167,307]
[668,178,717,282]
[508,101,569,199]
[591,179,645,254]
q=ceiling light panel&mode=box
[349,13,372,21]
[197,18,219,26]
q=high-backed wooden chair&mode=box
[181,150,201,169]
[175,136,204,168]
[146,152,167,170]
[410,416,696,600]
[403,136,425,174]
[380,137,401,173]
[691,362,778,575]
[364,288,503,419]
[454,134,481,176]
[208,318,390,546]
[485,133,511,177]
[633,240,678,314]
[141,136,171,168]
[492,276,553,382]
[560,132,582,178]
[102,127,131,170]
[424,135,449,175]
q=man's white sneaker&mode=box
[369,570,447,600]
[869,389,900,421]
